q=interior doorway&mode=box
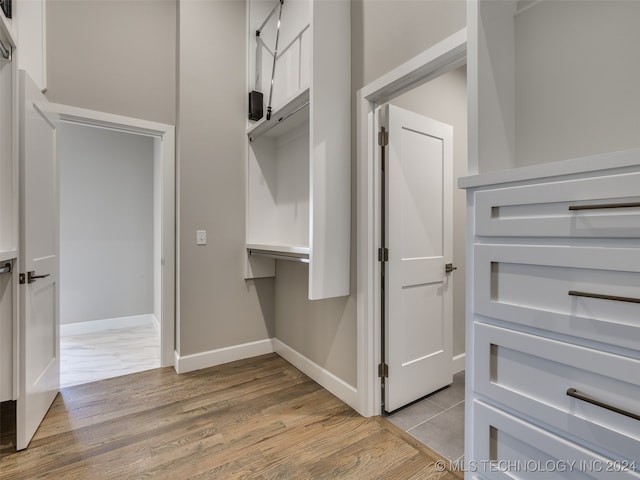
[355,28,467,462]
[58,123,160,387]
[51,104,176,385]
[381,68,467,463]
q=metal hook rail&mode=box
[248,248,309,264]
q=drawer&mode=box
[472,400,640,479]
[474,323,640,463]
[475,171,640,238]
[475,244,640,350]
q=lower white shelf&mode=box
[0,250,17,263]
[246,243,309,263]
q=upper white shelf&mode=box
[248,88,309,143]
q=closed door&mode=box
[381,104,453,412]
[17,70,59,449]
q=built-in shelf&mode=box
[245,0,350,299]
[247,243,310,264]
[0,250,17,263]
[0,24,17,277]
[248,88,309,143]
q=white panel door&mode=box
[383,104,453,412]
[17,70,59,450]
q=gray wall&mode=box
[274,2,467,388]
[48,0,274,356]
[352,0,467,88]
[177,0,274,356]
[514,0,640,167]
[59,123,155,324]
[46,0,176,125]
[392,65,467,358]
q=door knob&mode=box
[27,271,50,284]
[445,263,457,273]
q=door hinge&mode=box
[378,127,388,146]
[378,363,389,378]
[378,247,388,262]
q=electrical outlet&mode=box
[196,230,207,245]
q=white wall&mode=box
[59,123,155,324]
[514,0,640,167]
[392,65,468,359]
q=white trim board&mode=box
[453,353,465,374]
[273,339,359,412]
[458,147,640,190]
[174,339,275,374]
[356,28,467,417]
[60,314,157,337]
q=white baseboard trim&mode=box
[172,337,359,412]
[60,314,157,337]
[174,338,275,374]
[453,352,466,374]
[273,338,359,412]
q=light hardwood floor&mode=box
[0,354,461,480]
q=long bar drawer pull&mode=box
[568,290,640,304]
[568,202,640,211]
[566,388,640,421]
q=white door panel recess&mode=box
[18,70,60,450]
[382,104,453,412]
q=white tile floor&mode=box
[60,321,161,388]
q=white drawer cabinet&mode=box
[474,244,640,351]
[462,156,640,478]
[473,401,640,480]
[475,323,640,462]
[475,172,640,238]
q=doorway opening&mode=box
[355,29,467,463]
[52,104,176,387]
[58,123,158,387]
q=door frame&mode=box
[48,103,176,367]
[355,29,466,416]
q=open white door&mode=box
[382,104,453,412]
[17,70,59,450]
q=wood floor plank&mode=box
[0,354,460,480]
